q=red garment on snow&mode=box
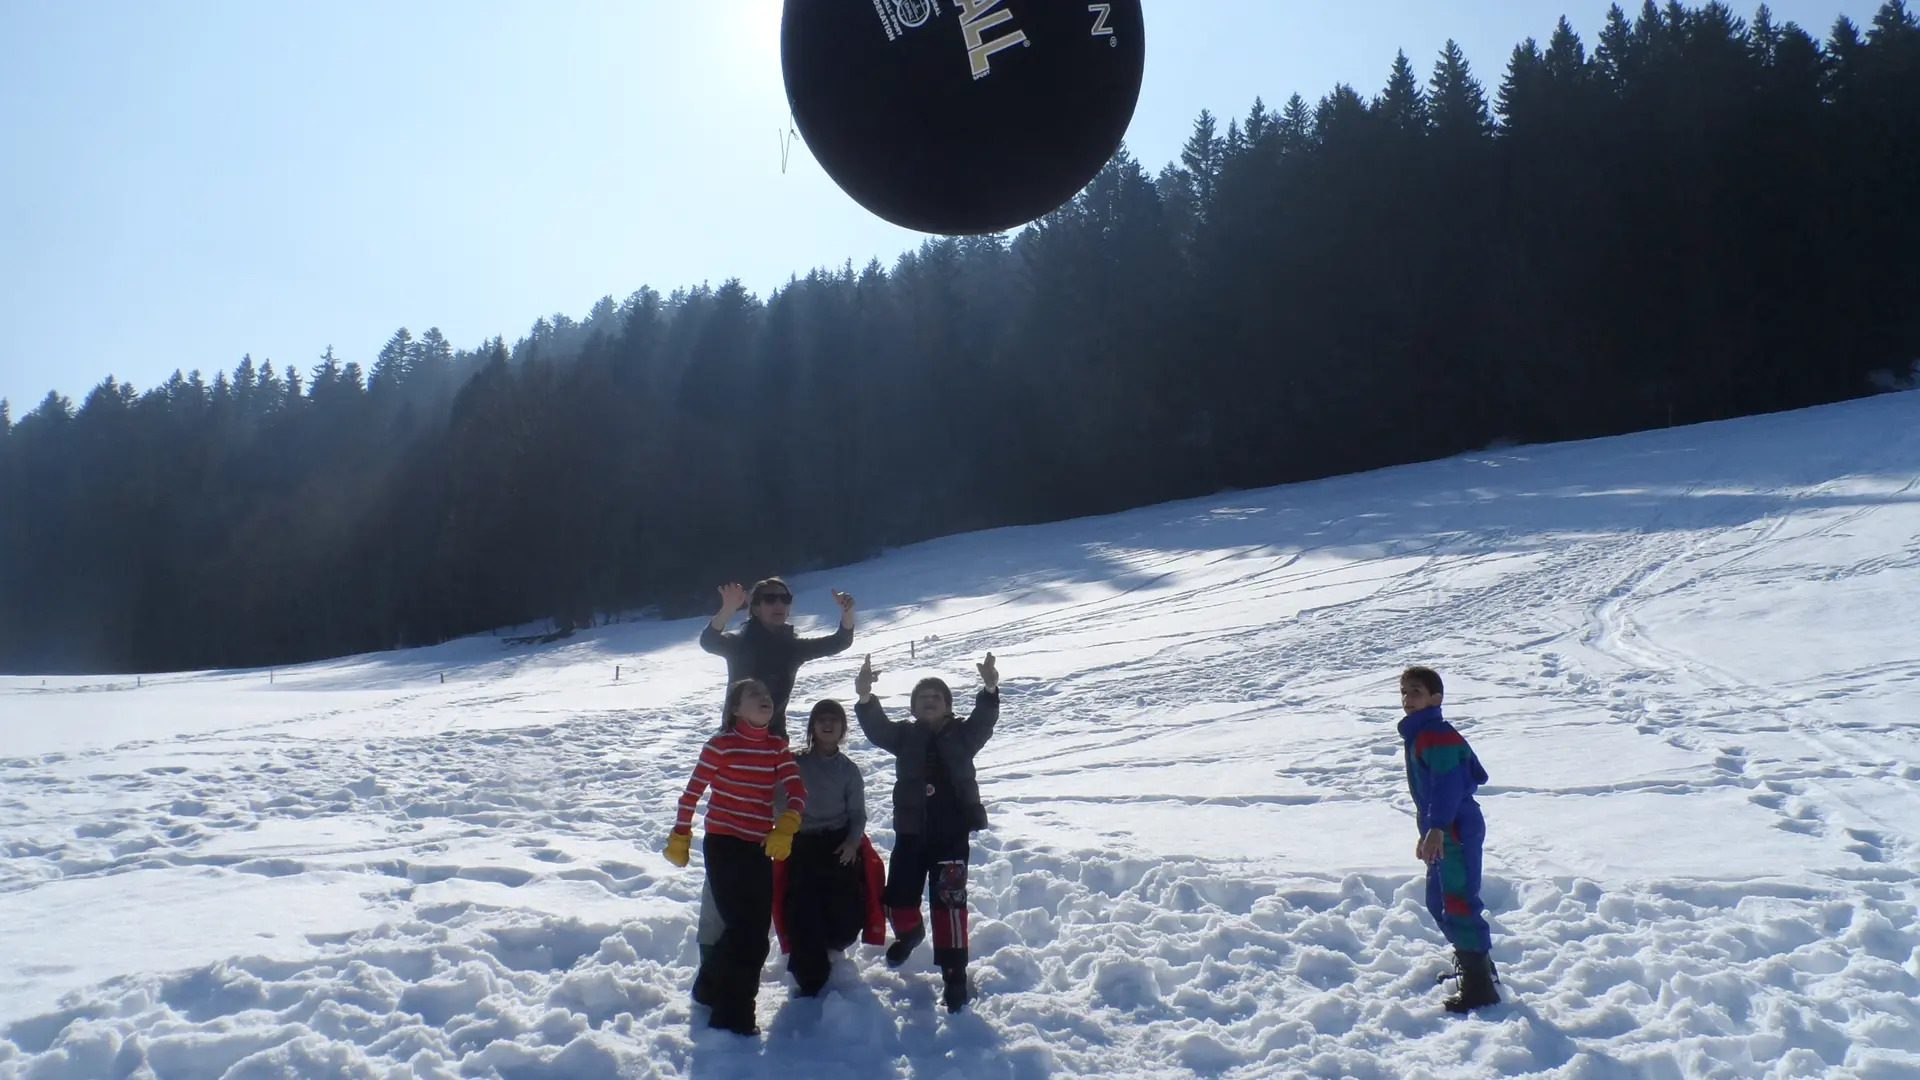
[771,834,887,955]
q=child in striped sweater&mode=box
[663,677,808,1036]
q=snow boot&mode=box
[942,965,971,1014]
[1434,951,1500,987]
[791,968,828,999]
[886,921,925,968]
[787,946,831,998]
[708,990,760,1036]
[708,1008,760,1037]
[1443,950,1500,1013]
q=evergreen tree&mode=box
[1430,41,1495,141]
[1498,38,1548,129]
[1750,4,1783,65]
[3,3,1916,674]
[1242,96,1274,149]
[1276,93,1315,153]
[370,328,414,396]
[1155,161,1199,254]
[413,327,454,382]
[310,346,343,399]
[256,360,284,411]
[232,355,258,415]
[1544,17,1591,82]
[1375,50,1431,135]
[1596,4,1641,90]
[1313,83,1371,142]
[1178,109,1225,222]
[1634,1,1678,66]
[31,390,73,423]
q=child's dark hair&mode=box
[1401,666,1444,696]
[912,676,953,713]
[805,699,847,752]
[722,677,773,733]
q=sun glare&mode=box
[726,0,785,66]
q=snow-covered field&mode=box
[4,391,1919,1080]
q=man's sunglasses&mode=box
[754,593,793,605]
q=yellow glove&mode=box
[663,830,691,868]
[763,811,802,861]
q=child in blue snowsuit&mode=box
[1397,665,1500,1013]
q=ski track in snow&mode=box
[4,392,1920,1078]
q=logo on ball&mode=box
[956,0,1028,80]
[894,0,933,28]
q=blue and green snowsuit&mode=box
[1399,704,1492,952]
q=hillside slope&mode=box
[3,391,1917,1079]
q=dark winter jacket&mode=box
[854,689,999,837]
[1398,704,1489,835]
[699,617,854,737]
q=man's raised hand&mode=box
[977,652,999,692]
[718,583,748,613]
[855,654,878,701]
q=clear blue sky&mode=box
[0,1,1880,407]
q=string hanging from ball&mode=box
[778,114,798,175]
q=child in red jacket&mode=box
[663,678,807,1036]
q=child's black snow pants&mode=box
[783,825,866,994]
[703,833,772,1029]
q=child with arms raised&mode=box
[853,651,1000,1014]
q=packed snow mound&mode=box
[3,390,1918,1079]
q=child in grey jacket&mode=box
[779,699,875,997]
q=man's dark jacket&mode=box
[699,617,854,738]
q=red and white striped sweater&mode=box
[674,723,807,843]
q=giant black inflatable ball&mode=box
[781,0,1146,236]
